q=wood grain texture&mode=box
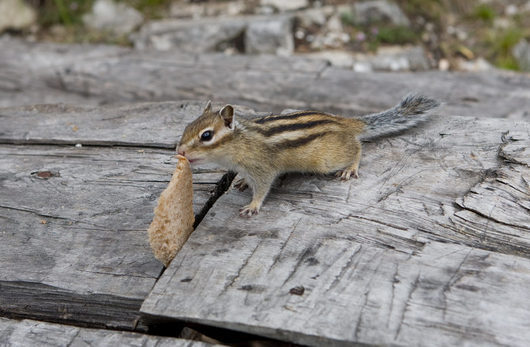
[0,37,528,120]
[0,102,202,148]
[0,318,210,346]
[141,116,530,346]
[0,102,227,329]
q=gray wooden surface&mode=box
[0,102,225,330]
[141,116,530,346]
[0,318,209,346]
[1,37,528,120]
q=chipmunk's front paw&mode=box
[233,178,249,191]
[336,169,359,180]
[239,205,259,217]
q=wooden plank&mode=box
[0,144,224,329]
[0,318,210,346]
[1,37,528,120]
[141,117,530,346]
[49,54,530,119]
[0,102,203,148]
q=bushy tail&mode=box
[359,94,440,141]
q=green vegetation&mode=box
[396,0,445,26]
[473,4,496,23]
[30,0,172,44]
[376,26,419,45]
[340,8,419,52]
[36,0,171,28]
[487,27,523,70]
[128,0,172,18]
[38,0,93,27]
[339,10,355,27]
[52,0,73,26]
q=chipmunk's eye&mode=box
[200,130,213,142]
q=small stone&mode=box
[494,18,511,29]
[438,58,450,71]
[513,39,530,71]
[297,7,329,27]
[353,0,410,26]
[353,45,429,72]
[0,0,37,33]
[83,0,143,35]
[245,16,294,55]
[261,0,309,12]
[326,15,343,32]
[75,144,83,148]
[170,1,246,18]
[505,4,518,16]
[255,6,274,15]
[425,22,434,32]
[456,57,493,72]
[456,29,468,41]
[134,17,247,52]
[295,29,305,40]
[353,61,373,73]
[340,32,350,43]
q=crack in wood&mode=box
[441,249,472,320]
[0,139,177,149]
[387,262,400,329]
[0,204,71,222]
[65,328,81,347]
[224,241,263,291]
[354,254,384,341]
[327,245,362,292]
[394,273,420,341]
[193,171,236,230]
[457,200,529,231]
[267,218,302,274]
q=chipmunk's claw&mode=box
[336,169,359,180]
[233,178,248,191]
[239,205,259,217]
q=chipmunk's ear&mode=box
[219,105,235,130]
[203,100,212,113]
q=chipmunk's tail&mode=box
[359,94,440,141]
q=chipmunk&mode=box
[178,95,439,217]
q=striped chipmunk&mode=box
[177,95,440,217]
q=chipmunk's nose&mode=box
[177,145,186,157]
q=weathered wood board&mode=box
[0,102,226,330]
[141,116,530,346]
[0,102,200,147]
[1,37,529,120]
[0,318,210,346]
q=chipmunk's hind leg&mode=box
[336,138,362,180]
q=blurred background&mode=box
[2,0,530,73]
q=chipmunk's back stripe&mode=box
[259,119,337,136]
[254,111,323,124]
[275,132,329,149]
